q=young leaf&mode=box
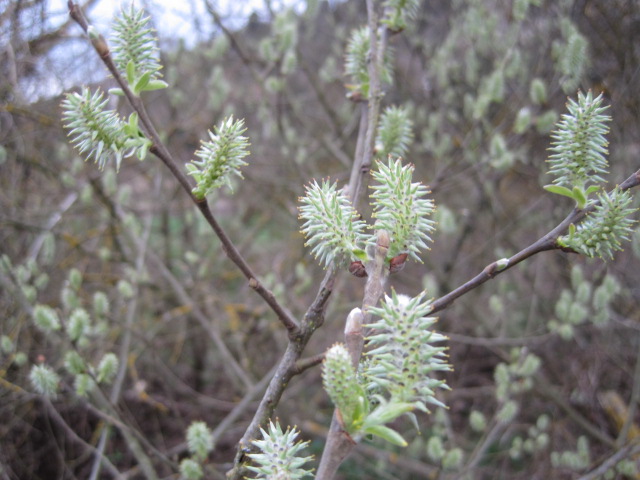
[363,424,408,447]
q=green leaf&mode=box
[352,249,367,261]
[586,185,601,196]
[363,425,408,447]
[366,399,415,425]
[126,60,136,86]
[143,79,169,91]
[571,186,587,209]
[543,184,575,199]
[133,71,152,95]
[123,113,139,136]
[138,140,150,160]
[108,88,125,96]
[129,112,139,129]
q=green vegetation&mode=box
[2,1,640,479]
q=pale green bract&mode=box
[246,421,314,480]
[376,105,414,159]
[560,188,637,260]
[370,159,436,261]
[186,116,250,199]
[62,88,151,171]
[365,291,450,411]
[298,180,367,267]
[544,91,610,207]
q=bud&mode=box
[33,305,61,332]
[348,260,367,278]
[97,353,119,384]
[323,343,364,430]
[179,459,203,480]
[186,421,214,461]
[388,253,408,273]
[30,364,60,398]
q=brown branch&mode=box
[223,37,392,468]
[293,353,326,375]
[349,1,388,205]
[224,6,396,476]
[431,167,640,314]
[226,267,338,480]
[316,306,367,479]
[315,2,393,476]
[42,398,123,479]
[204,1,257,68]
[430,211,574,314]
[577,442,640,480]
[67,1,299,335]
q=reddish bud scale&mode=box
[348,261,368,278]
[388,253,408,274]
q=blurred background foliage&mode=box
[1,0,640,478]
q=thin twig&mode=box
[536,375,615,447]
[455,417,507,479]
[617,339,640,445]
[226,266,338,480]
[315,0,392,474]
[89,179,156,480]
[446,331,552,347]
[146,250,255,390]
[88,177,254,390]
[432,168,640,314]
[225,3,396,475]
[165,364,278,458]
[26,192,77,261]
[67,1,299,335]
[293,353,326,375]
[43,398,123,479]
[577,441,640,480]
[350,0,387,205]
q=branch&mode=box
[89,174,255,391]
[315,0,394,471]
[66,1,299,335]
[42,398,123,479]
[577,442,640,480]
[316,306,367,479]
[90,193,154,480]
[226,266,338,480]
[165,364,277,461]
[225,5,397,474]
[431,167,640,314]
[293,353,326,375]
[348,0,389,204]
